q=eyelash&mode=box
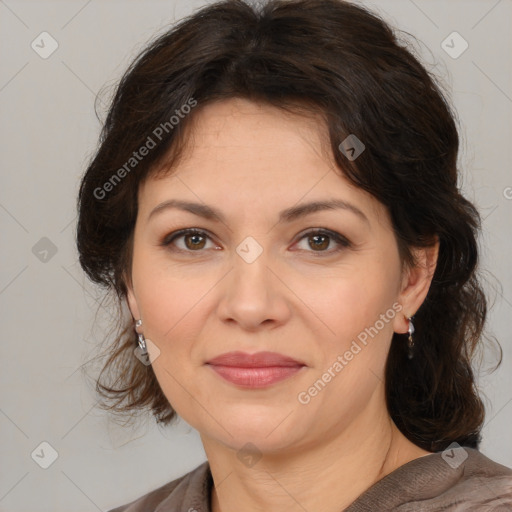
[160,228,351,256]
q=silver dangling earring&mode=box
[135,319,147,352]
[407,316,415,360]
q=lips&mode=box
[205,351,305,368]
[205,351,306,388]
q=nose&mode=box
[216,246,292,332]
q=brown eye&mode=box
[295,229,351,254]
[162,229,217,252]
[161,228,351,256]
[308,233,330,251]
[184,232,207,250]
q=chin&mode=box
[200,408,305,455]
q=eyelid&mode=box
[160,228,220,250]
[293,228,352,254]
[160,226,352,255]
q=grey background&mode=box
[0,0,510,510]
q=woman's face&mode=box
[127,98,417,454]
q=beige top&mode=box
[108,447,512,511]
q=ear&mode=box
[393,237,439,334]
[125,280,141,322]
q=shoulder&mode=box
[106,461,211,512]
[407,447,512,508]
[346,447,512,511]
[462,446,512,477]
[450,447,512,507]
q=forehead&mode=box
[168,98,332,178]
[138,98,386,225]
[189,98,326,142]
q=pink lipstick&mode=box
[205,351,306,388]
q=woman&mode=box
[76,0,512,510]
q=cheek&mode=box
[309,275,399,411]
[139,277,206,345]
[132,243,213,337]
[309,265,399,346]
[136,270,211,413]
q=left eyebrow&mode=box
[147,198,369,225]
[279,199,369,225]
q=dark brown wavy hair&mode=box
[76,0,501,451]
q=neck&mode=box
[202,403,431,512]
